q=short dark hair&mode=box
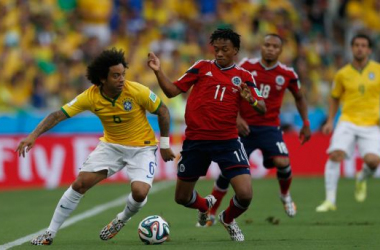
[209,28,241,51]
[265,33,284,45]
[86,48,128,86]
[350,34,372,48]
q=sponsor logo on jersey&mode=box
[275,75,285,86]
[68,97,77,107]
[149,91,157,102]
[123,98,133,111]
[205,71,213,77]
[231,76,242,86]
[369,72,375,80]
[232,87,239,93]
[251,70,258,76]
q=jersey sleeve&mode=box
[237,57,249,67]
[173,60,203,92]
[61,90,92,118]
[136,85,162,114]
[331,71,344,98]
[244,71,263,101]
[287,69,301,93]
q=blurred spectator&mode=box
[1,0,380,132]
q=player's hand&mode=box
[16,135,36,157]
[299,125,311,145]
[322,121,333,135]
[237,116,250,137]
[147,52,161,72]
[160,148,176,162]
[239,83,254,103]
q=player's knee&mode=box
[329,151,345,162]
[71,180,89,194]
[273,157,290,168]
[132,190,148,202]
[363,155,380,169]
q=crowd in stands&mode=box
[1,0,380,129]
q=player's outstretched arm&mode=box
[16,110,67,157]
[322,96,340,135]
[291,90,311,144]
[154,102,176,162]
[147,52,182,98]
[239,83,266,114]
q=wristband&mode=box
[250,99,258,107]
[160,137,170,149]
[303,119,310,127]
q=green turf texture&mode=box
[1,178,379,249]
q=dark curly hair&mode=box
[351,34,373,48]
[86,48,128,86]
[209,28,241,51]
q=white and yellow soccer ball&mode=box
[138,215,170,244]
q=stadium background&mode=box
[1,0,380,189]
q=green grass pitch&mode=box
[1,178,379,249]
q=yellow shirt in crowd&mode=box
[332,60,380,126]
[61,80,161,146]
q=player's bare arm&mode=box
[239,83,266,114]
[16,110,67,157]
[291,90,311,144]
[236,113,250,137]
[147,52,182,98]
[322,97,340,135]
[154,102,176,162]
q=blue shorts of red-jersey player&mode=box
[177,139,250,181]
[240,125,289,169]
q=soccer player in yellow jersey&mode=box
[16,48,175,245]
[316,34,380,212]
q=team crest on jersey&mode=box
[368,72,375,80]
[123,98,133,111]
[231,76,242,86]
[275,75,285,86]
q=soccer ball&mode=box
[138,215,170,245]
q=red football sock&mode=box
[278,177,292,196]
[223,197,247,224]
[209,186,227,215]
[186,192,209,212]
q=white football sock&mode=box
[48,186,83,237]
[324,159,340,205]
[117,193,147,222]
[357,163,376,181]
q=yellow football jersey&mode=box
[61,80,161,146]
[331,60,380,126]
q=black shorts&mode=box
[240,125,289,169]
[177,139,250,181]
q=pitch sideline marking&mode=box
[0,181,174,250]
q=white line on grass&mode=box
[0,181,174,250]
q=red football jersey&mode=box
[238,58,300,126]
[174,60,263,140]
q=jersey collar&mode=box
[350,60,371,74]
[100,86,122,107]
[259,59,279,71]
[214,61,236,71]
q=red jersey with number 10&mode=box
[238,58,300,126]
[174,60,263,140]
